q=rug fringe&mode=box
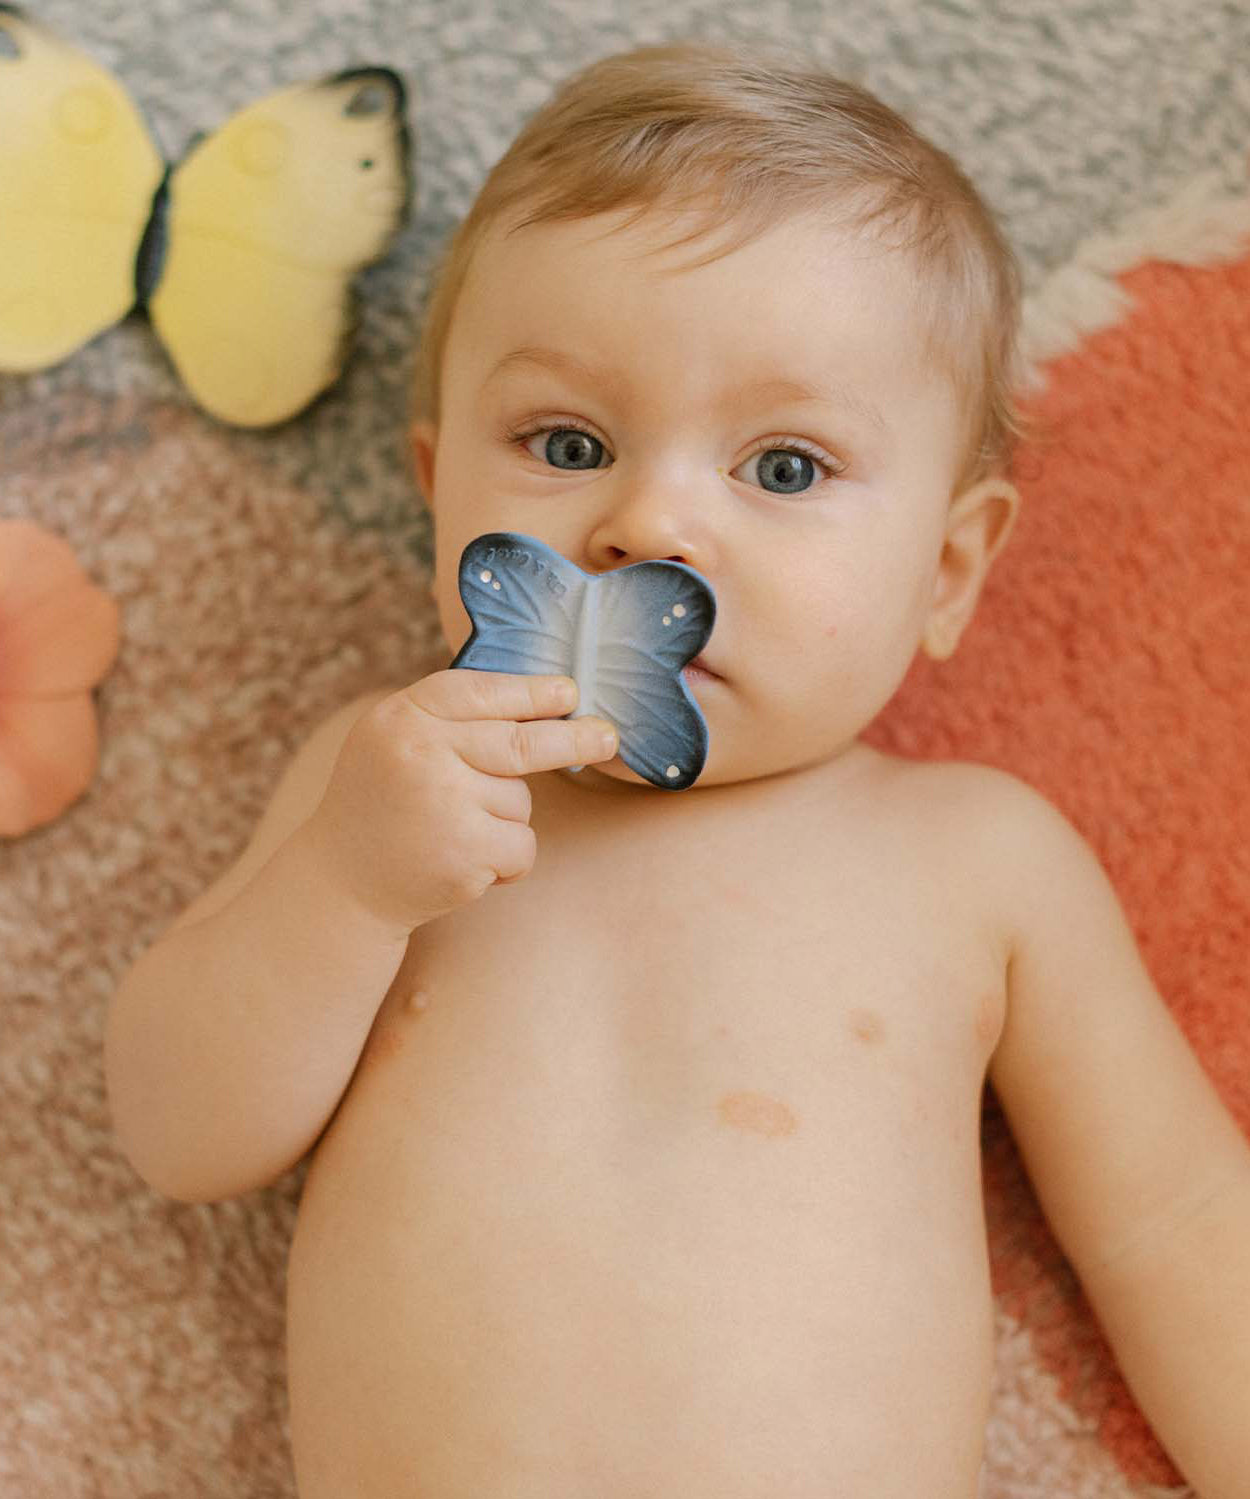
[1019,167,1250,384]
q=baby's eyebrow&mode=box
[484,346,626,398]
[483,344,887,433]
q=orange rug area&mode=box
[870,244,1250,1484]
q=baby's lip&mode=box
[685,653,723,680]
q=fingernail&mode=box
[597,727,617,757]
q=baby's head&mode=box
[411,41,1024,790]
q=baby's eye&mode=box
[513,424,610,471]
[733,442,841,496]
[504,421,842,493]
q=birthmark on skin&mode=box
[848,1007,886,1044]
[717,1090,798,1140]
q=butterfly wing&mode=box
[0,7,164,370]
[450,533,716,790]
[585,561,715,790]
[147,68,410,426]
[450,533,582,678]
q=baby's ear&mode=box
[410,418,438,504]
[921,475,1019,662]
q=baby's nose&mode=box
[586,522,696,571]
[583,471,712,572]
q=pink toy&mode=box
[0,519,120,836]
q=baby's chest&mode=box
[370,807,1005,1136]
[331,817,1004,1321]
[297,783,1007,1497]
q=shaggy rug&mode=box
[2,2,1249,1495]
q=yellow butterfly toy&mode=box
[0,6,411,426]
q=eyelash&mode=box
[501,416,847,481]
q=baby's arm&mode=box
[105,673,616,1204]
[982,773,1250,1499]
[105,687,403,1203]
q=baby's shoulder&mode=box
[879,750,1056,828]
[889,753,1081,861]
[883,752,1098,946]
[872,749,1042,834]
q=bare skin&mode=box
[286,731,1008,1499]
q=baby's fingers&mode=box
[487,815,538,885]
[457,715,618,778]
[409,669,579,723]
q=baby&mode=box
[105,40,1250,1499]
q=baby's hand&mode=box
[305,671,617,933]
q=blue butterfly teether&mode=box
[450,532,716,790]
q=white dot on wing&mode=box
[480,569,492,582]
[673,604,687,618]
[666,765,680,779]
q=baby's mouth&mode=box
[683,654,723,683]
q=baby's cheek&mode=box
[432,574,470,653]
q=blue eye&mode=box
[541,428,607,470]
[506,420,840,492]
[751,448,817,495]
[506,420,611,471]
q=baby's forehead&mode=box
[460,223,945,418]
[474,197,883,278]
[461,204,932,359]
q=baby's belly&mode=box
[286,975,995,1499]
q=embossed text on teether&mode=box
[477,544,568,596]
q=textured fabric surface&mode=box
[2,2,1249,1495]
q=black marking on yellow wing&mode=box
[324,66,413,233]
[133,164,171,308]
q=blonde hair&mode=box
[413,40,1024,486]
